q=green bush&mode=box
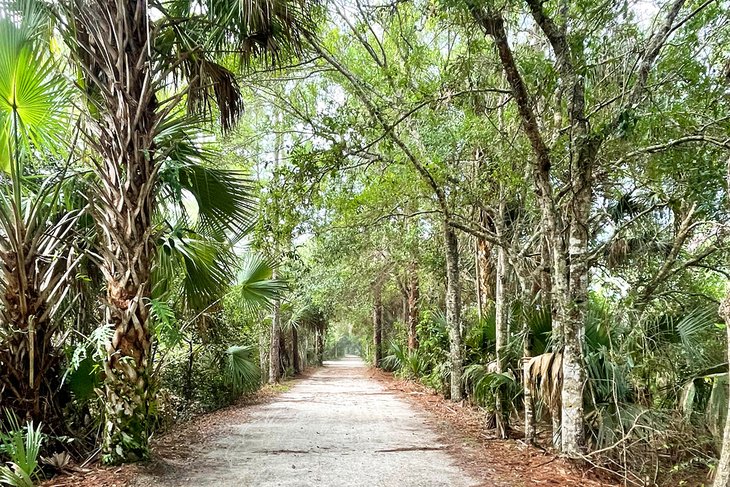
[0,412,43,487]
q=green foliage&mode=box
[462,364,519,411]
[0,412,43,487]
[382,342,427,379]
[235,253,288,316]
[0,1,69,171]
[223,345,261,394]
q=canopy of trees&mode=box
[0,0,729,485]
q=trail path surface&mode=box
[141,356,479,486]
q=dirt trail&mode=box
[134,356,479,486]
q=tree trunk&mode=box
[71,0,158,464]
[0,231,63,424]
[101,224,153,465]
[407,268,420,352]
[0,302,60,423]
[279,332,288,372]
[539,236,552,306]
[715,288,730,486]
[713,156,730,487]
[259,328,269,384]
[512,265,536,444]
[315,324,324,366]
[494,218,509,438]
[269,293,282,383]
[373,288,383,367]
[476,207,496,312]
[561,155,592,456]
[292,325,300,374]
[445,223,463,401]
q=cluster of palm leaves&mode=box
[381,342,427,379]
[0,412,43,487]
[0,0,312,469]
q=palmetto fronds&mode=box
[0,1,79,424]
[382,342,426,379]
[0,411,44,487]
[462,363,517,409]
[156,115,257,241]
[223,345,260,392]
[0,1,69,172]
[235,253,287,316]
[153,0,316,130]
[526,352,563,414]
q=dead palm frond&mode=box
[527,352,563,414]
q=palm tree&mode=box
[50,0,314,463]
[0,3,80,423]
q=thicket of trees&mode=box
[235,0,730,484]
[0,0,729,485]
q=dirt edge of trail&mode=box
[41,377,301,487]
[370,368,618,487]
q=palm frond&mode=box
[0,411,43,487]
[234,252,287,315]
[156,116,257,241]
[223,345,261,392]
[527,352,563,414]
[0,3,70,172]
[155,226,237,308]
[463,363,517,408]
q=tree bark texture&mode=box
[292,325,300,374]
[445,224,463,401]
[407,266,420,352]
[712,157,730,487]
[72,0,159,463]
[269,294,282,384]
[373,287,383,367]
[494,214,510,438]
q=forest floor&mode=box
[44,356,617,486]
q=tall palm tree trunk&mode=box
[72,0,158,464]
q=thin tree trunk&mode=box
[259,328,269,384]
[540,235,552,306]
[512,267,536,443]
[269,292,282,383]
[713,157,730,487]
[407,267,420,352]
[476,207,496,311]
[373,287,383,367]
[523,350,536,443]
[279,332,288,372]
[561,150,593,455]
[445,223,463,401]
[292,325,300,374]
[494,209,509,437]
[715,290,730,486]
[315,324,324,366]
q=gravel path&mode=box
[143,356,479,486]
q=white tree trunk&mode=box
[714,290,730,487]
[445,223,463,401]
[713,156,730,487]
[495,202,509,438]
[269,298,281,384]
